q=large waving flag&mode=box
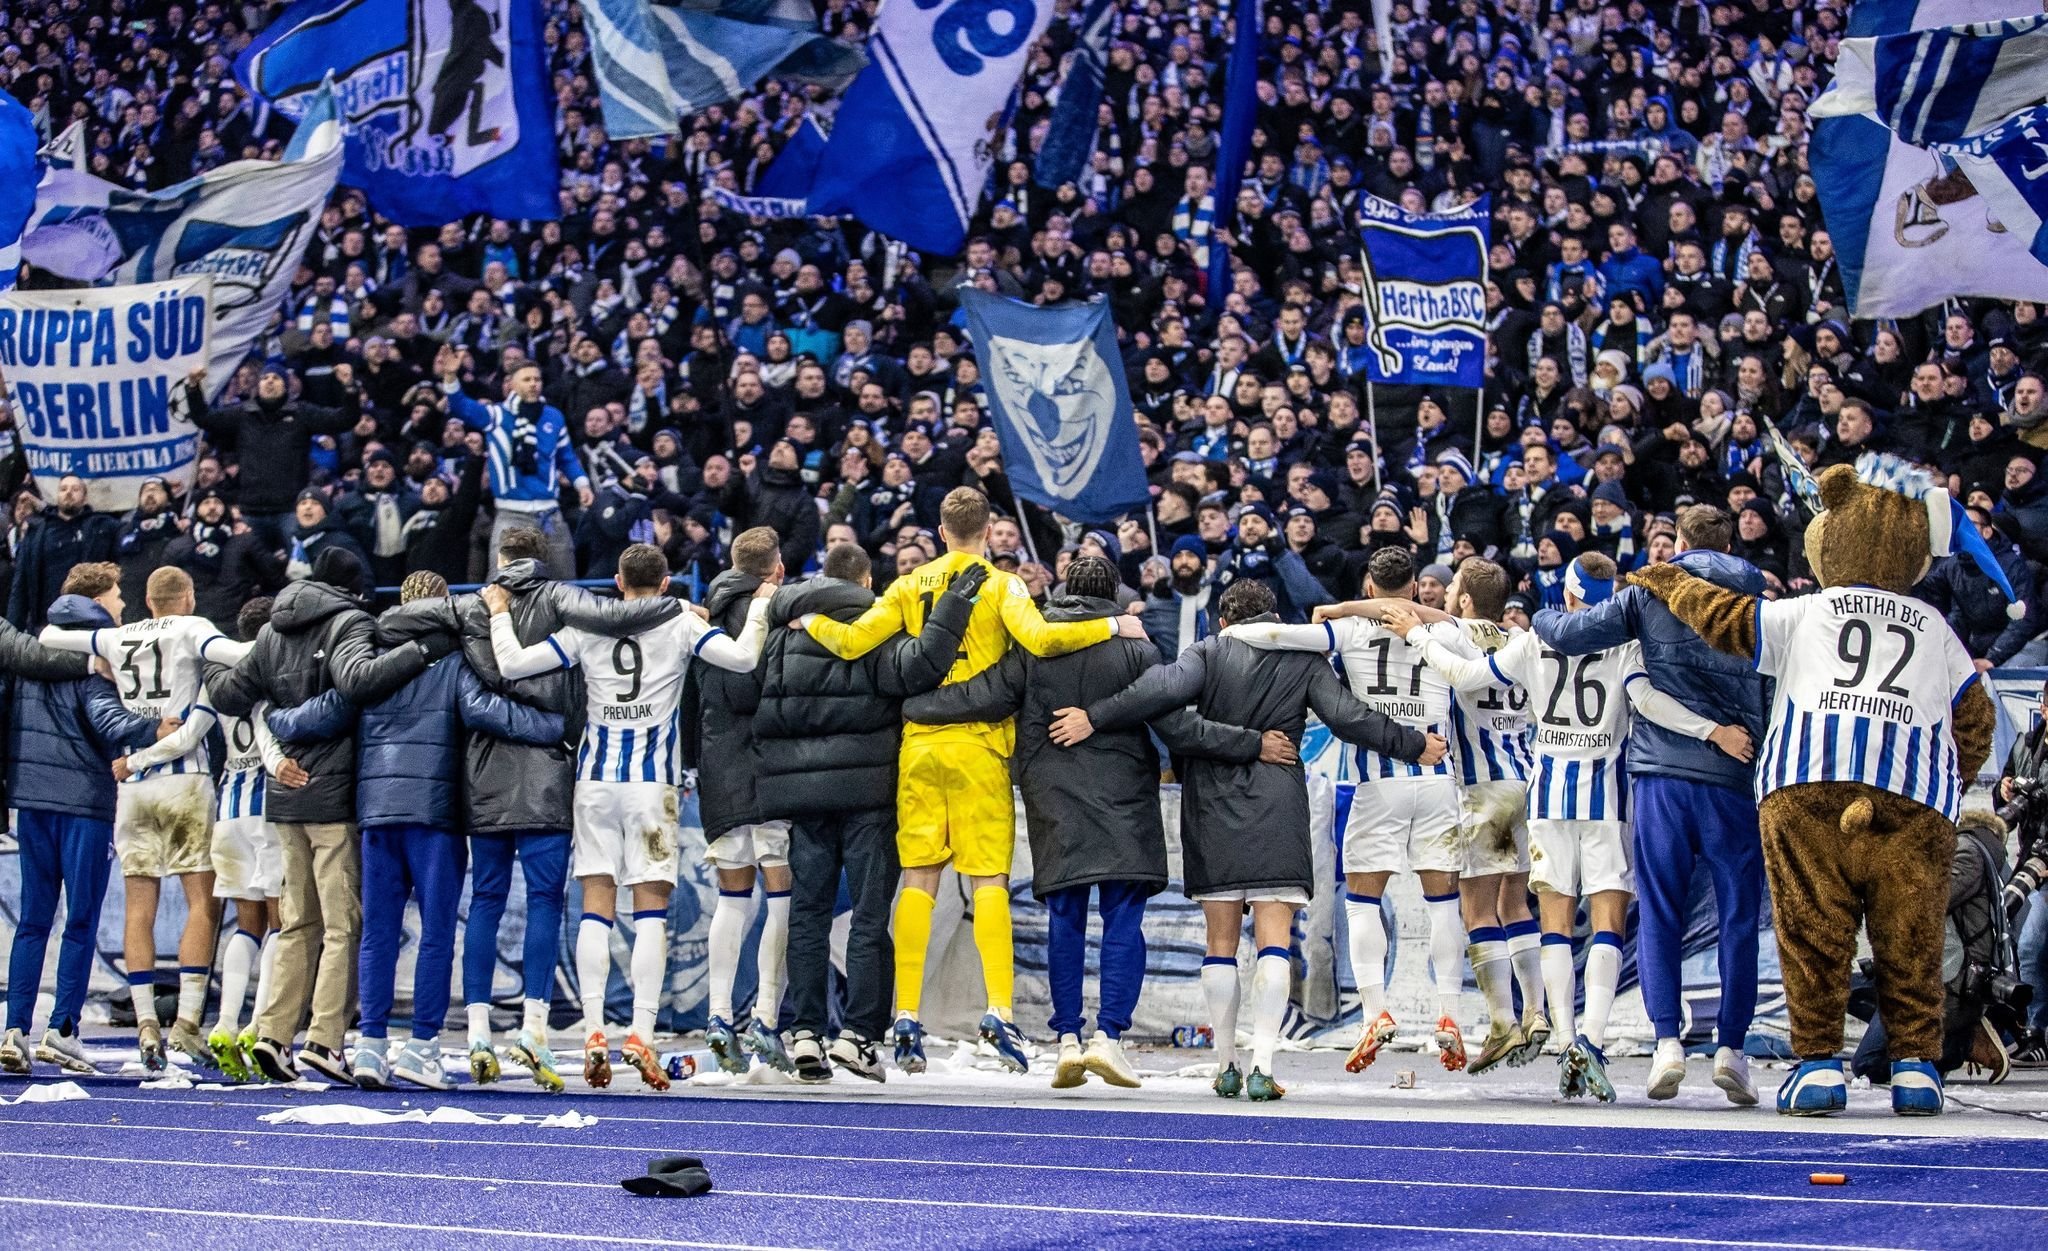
[802,0,1059,254]
[0,94,35,291]
[1208,0,1260,296]
[1355,195,1489,387]
[959,289,1148,524]
[1810,0,2048,316]
[236,0,557,225]
[709,116,827,219]
[1033,0,1115,190]
[22,86,345,396]
[584,0,865,140]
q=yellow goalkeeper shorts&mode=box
[897,742,1016,877]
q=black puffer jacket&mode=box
[456,559,683,834]
[1084,617,1425,898]
[907,595,1264,898]
[682,568,766,840]
[752,573,975,818]
[5,598,152,822]
[187,388,360,514]
[723,465,821,575]
[209,579,434,824]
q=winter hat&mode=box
[1420,563,1454,585]
[1082,528,1123,564]
[1540,528,1581,560]
[1591,479,1631,509]
[1241,502,1277,528]
[1594,348,1631,378]
[1435,449,1476,484]
[310,547,366,596]
[1170,534,1209,561]
[1608,384,1644,415]
[1641,361,1677,387]
[1304,469,1341,501]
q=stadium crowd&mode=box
[0,0,2046,1103]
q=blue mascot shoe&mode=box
[1776,1058,1848,1116]
[1890,1059,1943,1116]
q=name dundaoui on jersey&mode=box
[214,709,267,821]
[1753,586,1979,821]
[553,613,719,786]
[88,615,230,778]
[1449,619,1534,786]
[1486,631,1639,821]
[1326,617,1459,779]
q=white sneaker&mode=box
[1081,1031,1141,1088]
[1051,1032,1087,1089]
[1713,1046,1758,1106]
[1647,1038,1686,1100]
[0,1028,28,1074]
[34,1029,96,1075]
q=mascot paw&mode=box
[1626,564,1686,598]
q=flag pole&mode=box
[1365,380,1382,496]
[1007,477,1043,566]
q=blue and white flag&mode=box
[804,0,1059,254]
[0,95,36,292]
[1208,0,1260,297]
[22,86,345,397]
[584,0,865,140]
[1355,194,1488,387]
[0,276,210,512]
[959,288,1147,524]
[1810,0,2048,317]
[1034,0,1115,190]
[236,0,557,225]
[709,116,826,219]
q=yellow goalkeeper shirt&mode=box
[804,549,1113,753]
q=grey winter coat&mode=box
[451,560,682,834]
[1084,617,1427,898]
[906,595,1265,898]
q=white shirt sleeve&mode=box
[1410,622,1520,693]
[691,599,770,673]
[253,702,288,774]
[1218,620,1342,653]
[122,684,219,769]
[491,616,581,680]
[195,626,250,666]
[36,624,105,656]
[1621,641,1718,739]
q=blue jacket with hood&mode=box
[7,595,163,820]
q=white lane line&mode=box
[0,1162,1909,1251]
[0,1134,2029,1217]
[0,1196,808,1249]
[46,1096,2048,1177]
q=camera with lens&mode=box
[2002,778,2048,921]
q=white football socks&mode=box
[1582,932,1622,1049]
[217,928,261,1035]
[252,929,280,1023]
[577,913,613,1036]
[467,1002,493,1047]
[756,890,790,1029]
[1466,926,1514,1026]
[1345,893,1388,1021]
[1505,919,1544,1019]
[707,888,755,1023]
[1424,892,1466,1019]
[1541,934,1577,1042]
[630,911,667,1040]
[1200,956,1240,1070]
[1250,947,1291,1075]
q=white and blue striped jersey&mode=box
[1448,618,1535,786]
[1753,586,1978,821]
[1224,616,1469,780]
[41,616,245,779]
[490,600,770,787]
[116,683,279,816]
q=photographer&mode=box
[1999,682,2048,1063]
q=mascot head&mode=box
[1801,454,2022,617]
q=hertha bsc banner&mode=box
[1355,195,1489,388]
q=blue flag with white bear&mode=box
[959,289,1147,524]
[236,0,558,226]
[1355,194,1489,388]
[0,93,36,291]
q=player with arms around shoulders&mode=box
[1222,547,1478,1076]
[1049,578,1447,1101]
[483,542,772,1091]
[1384,552,1753,1102]
[1315,558,1549,1072]
[794,487,1142,1073]
[39,565,250,1072]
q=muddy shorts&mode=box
[1342,776,1463,876]
[115,774,215,878]
[210,814,283,899]
[1459,780,1532,877]
[704,821,790,870]
[573,781,681,886]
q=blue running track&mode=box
[0,1074,2043,1249]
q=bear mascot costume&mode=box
[1630,456,2000,1116]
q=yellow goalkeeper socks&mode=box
[972,885,1015,1018]
[893,887,935,1018]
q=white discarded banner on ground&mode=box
[0,276,209,512]
[260,1104,596,1127]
